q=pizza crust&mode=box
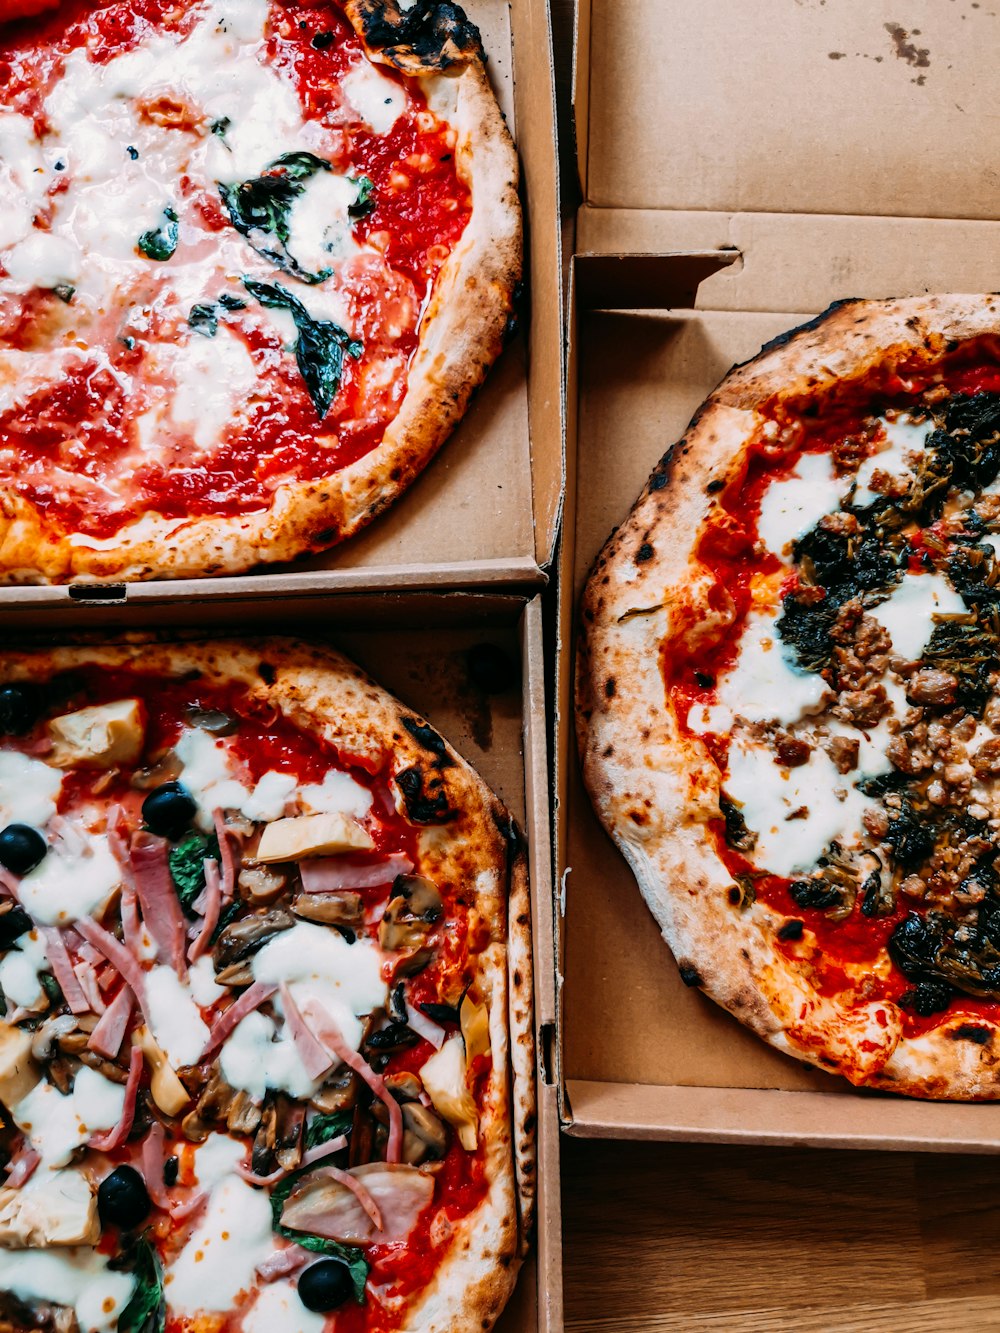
[577,293,1000,1100]
[0,635,534,1328]
[0,4,521,583]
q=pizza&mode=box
[575,292,1000,1099]
[0,0,520,582]
[0,635,533,1331]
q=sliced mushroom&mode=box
[378,877,443,953]
[238,865,288,907]
[384,1071,423,1103]
[252,1095,278,1178]
[137,1027,190,1117]
[180,1107,211,1143]
[291,891,363,927]
[392,948,434,979]
[31,1015,78,1062]
[401,1103,448,1165]
[227,1089,263,1135]
[74,1049,129,1084]
[184,704,238,736]
[213,908,295,977]
[274,1092,305,1170]
[130,750,183,791]
[309,1067,358,1114]
[197,1067,237,1121]
[46,1057,74,1096]
[214,961,255,988]
[348,1099,374,1169]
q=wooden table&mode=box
[561,1136,1000,1331]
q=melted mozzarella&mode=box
[0,114,49,251]
[160,331,258,451]
[175,729,250,828]
[192,1133,244,1190]
[188,954,225,1007]
[0,1248,133,1333]
[758,452,846,557]
[869,572,966,661]
[13,1068,126,1167]
[219,1009,317,1101]
[4,233,82,291]
[242,771,297,823]
[715,609,831,727]
[17,829,122,927]
[145,965,209,1067]
[0,751,63,829]
[299,769,373,820]
[0,928,49,1008]
[286,172,365,272]
[854,415,931,507]
[725,736,876,877]
[165,1174,274,1314]
[341,61,406,134]
[244,1278,327,1333]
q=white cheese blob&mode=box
[0,1247,133,1333]
[758,452,846,557]
[299,769,373,820]
[869,572,966,661]
[13,1067,126,1167]
[0,113,49,252]
[219,1009,317,1102]
[0,928,49,1008]
[175,729,250,828]
[341,61,407,134]
[163,331,258,451]
[192,1133,244,1190]
[716,609,831,727]
[0,751,63,829]
[188,953,226,1007]
[145,965,210,1067]
[165,1175,274,1314]
[4,233,83,291]
[242,771,297,823]
[17,829,122,927]
[853,415,931,507]
[244,1278,327,1333]
[725,735,876,877]
[286,171,365,272]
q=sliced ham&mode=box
[4,1145,39,1189]
[89,1044,143,1152]
[213,810,241,904]
[279,983,333,1081]
[299,854,412,894]
[88,986,135,1059]
[256,1245,311,1282]
[404,1003,446,1051]
[299,1135,349,1169]
[130,833,187,978]
[0,869,19,897]
[187,859,221,963]
[40,927,90,1016]
[74,917,148,1016]
[235,1160,286,1187]
[119,884,143,961]
[141,1122,172,1210]
[280,1163,433,1246]
[301,999,404,1163]
[200,980,278,1059]
[72,962,106,1015]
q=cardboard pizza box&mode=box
[5,592,560,1333]
[557,0,1000,1152]
[1,0,563,609]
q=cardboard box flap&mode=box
[574,251,739,311]
[575,0,1000,222]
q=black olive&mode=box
[0,904,33,949]
[0,825,46,876]
[466,642,516,694]
[297,1260,354,1312]
[163,1155,179,1186]
[142,782,197,840]
[97,1166,150,1231]
[0,685,40,737]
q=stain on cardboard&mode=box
[828,50,846,59]
[884,22,930,69]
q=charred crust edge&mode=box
[345,0,484,72]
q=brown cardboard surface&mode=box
[8,593,560,1331]
[3,0,562,608]
[578,0,1000,219]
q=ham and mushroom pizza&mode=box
[0,637,533,1331]
[0,0,520,582]
[577,293,1000,1098]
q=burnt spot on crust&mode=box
[394,765,457,823]
[705,478,725,493]
[257,661,276,685]
[778,919,804,941]
[604,677,616,698]
[636,542,654,562]
[744,298,864,364]
[678,963,702,987]
[345,0,484,72]
[402,716,455,768]
[950,1024,992,1045]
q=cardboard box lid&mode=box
[573,0,1000,220]
[2,0,564,610]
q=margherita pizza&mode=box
[577,293,1000,1099]
[0,0,520,582]
[0,636,533,1330]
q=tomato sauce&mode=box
[0,0,474,537]
[664,338,1000,1039]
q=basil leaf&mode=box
[115,1238,166,1333]
[243,278,362,420]
[304,1110,353,1149]
[138,207,179,261]
[39,972,62,1006]
[168,831,220,916]
[188,303,218,337]
[347,175,375,218]
[219,153,333,284]
[210,116,231,140]
[269,1162,369,1303]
